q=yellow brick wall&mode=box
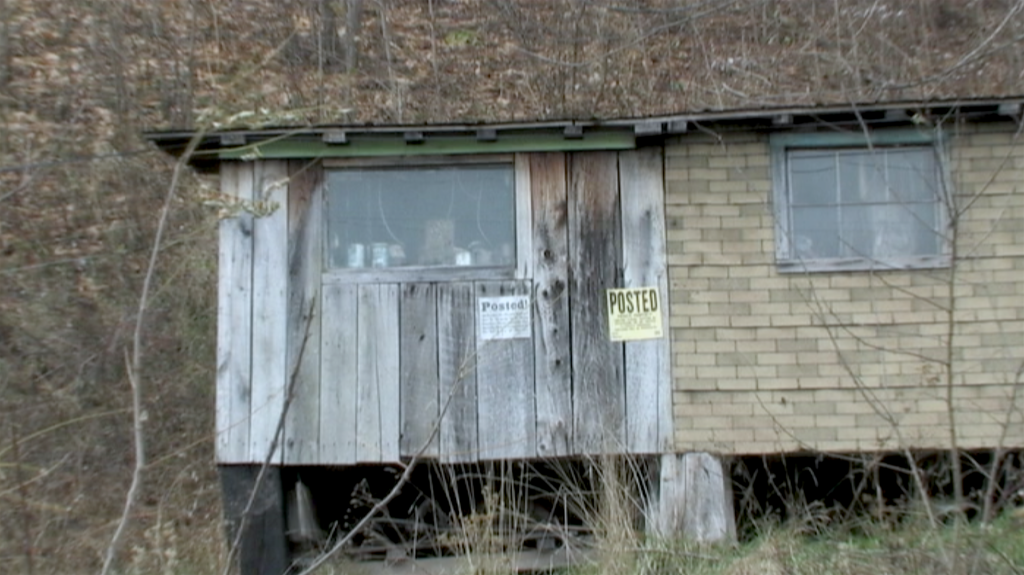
[665,122,1024,455]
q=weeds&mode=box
[283,452,1024,575]
[578,511,1024,575]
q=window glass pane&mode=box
[900,202,942,256]
[866,202,941,259]
[886,148,938,204]
[840,205,884,259]
[326,164,515,269]
[790,206,839,260]
[838,151,887,204]
[840,201,941,260]
[788,152,835,206]
[778,137,944,268]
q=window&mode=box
[771,130,949,272]
[325,160,517,278]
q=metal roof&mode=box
[144,97,1023,168]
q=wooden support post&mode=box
[219,465,290,575]
[650,453,735,543]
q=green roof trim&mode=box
[217,131,636,159]
[769,128,935,148]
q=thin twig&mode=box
[99,129,205,575]
[981,361,1024,523]
[9,424,34,575]
[0,454,70,499]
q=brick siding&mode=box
[665,122,1024,454]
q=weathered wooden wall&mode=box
[569,152,626,453]
[216,150,672,464]
[216,162,254,463]
[531,153,572,458]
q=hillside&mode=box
[1,0,1022,572]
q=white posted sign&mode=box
[478,295,532,340]
[606,287,663,341]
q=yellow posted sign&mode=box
[606,287,663,341]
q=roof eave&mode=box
[144,96,1024,165]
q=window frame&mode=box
[321,154,531,284]
[770,128,951,273]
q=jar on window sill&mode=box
[347,243,366,268]
[371,243,390,268]
[388,244,406,267]
[469,241,493,265]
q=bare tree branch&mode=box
[99,128,206,575]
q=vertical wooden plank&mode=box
[216,162,254,463]
[650,453,682,537]
[319,283,358,464]
[379,284,401,463]
[249,160,290,463]
[514,153,534,280]
[284,161,323,464]
[437,283,478,463]
[530,153,572,457]
[568,152,626,454]
[357,284,401,463]
[652,453,735,542]
[400,283,440,458]
[619,149,672,453]
[679,453,735,542]
[476,281,536,459]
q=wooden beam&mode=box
[475,281,536,459]
[531,153,572,457]
[667,120,689,134]
[320,284,359,464]
[322,129,348,144]
[220,133,636,159]
[356,284,401,463]
[325,153,514,168]
[438,283,478,463]
[220,133,246,146]
[998,102,1021,117]
[216,163,254,463]
[400,283,440,458]
[283,161,323,465]
[619,149,671,454]
[514,153,533,281]
[885,108,909,121]
[634,121,663,136]
[568,152,625,454]
[249,161,290,463]
[219,465,290,575]
[651,453,735,542]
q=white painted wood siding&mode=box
[216,162,254,463]
[248,161,290,463]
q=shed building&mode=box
[148,97,1024,574]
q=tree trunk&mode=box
[345,0,364,75]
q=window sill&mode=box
[775,255,951,274]
[323,265,517,284]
